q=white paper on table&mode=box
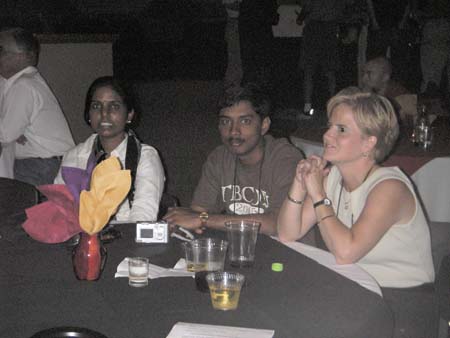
[166,322,274,338]
[115,258,194,279]
[274,238,382,297]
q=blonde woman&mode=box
[278,88,434,288]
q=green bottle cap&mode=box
[271,262,284,272]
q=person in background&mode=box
[365,0,409,67]
[361,57,409,98]
[418,0,450,97]
[0,27,75,185]
[54,76,165,222]
[238,0,279,90]
[296,0,350,119]
[278,88,434,288]
[163,84,303,235]
[360,57,416,122]
[222,0,243,91]
[0,136,14,179]
[0,75,14,179]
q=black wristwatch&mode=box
[313,198,332,208]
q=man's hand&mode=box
[16,135,27,145]
[163,207,204,234]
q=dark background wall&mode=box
[133,80,223,206]
[1,0,430,206]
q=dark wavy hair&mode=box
[218,83,272,120]
[84,76,136,125]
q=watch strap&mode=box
[313,198,331,208]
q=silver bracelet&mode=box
[287,193,305,205]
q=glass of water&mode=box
[128,257,149,287]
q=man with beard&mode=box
[164,84,303,235]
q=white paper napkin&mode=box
[166,322,274,338]
[115,258,194,279]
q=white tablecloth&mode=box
[290,136,450,223]
[275,238,382,297]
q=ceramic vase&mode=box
[72,232,107,281]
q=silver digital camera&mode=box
[135,221,169,243]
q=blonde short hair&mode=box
[327,87,399,163]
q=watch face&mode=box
[324,198,331,206]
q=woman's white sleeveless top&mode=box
[326,166,435,287]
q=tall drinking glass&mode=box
[225,220,261,267]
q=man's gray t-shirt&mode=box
[192,135,303,215]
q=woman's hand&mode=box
[289,159,311,201]
[302,156,329,202]
[294,159,308,187]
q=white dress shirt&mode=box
[54,134,165,222]
[0,141,15,178]
[0,77,14,178]
[0,66,74,159]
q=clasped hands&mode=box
[294,155,330,201]
[163,207,205,234]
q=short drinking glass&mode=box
[182,238,228,272]
[206,271,245,311]
[128,257,149,287]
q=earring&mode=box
[126,120,131,124]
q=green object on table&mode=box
[272,262,284,272]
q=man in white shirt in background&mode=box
[0,27,74,185]
[0,75,15,179]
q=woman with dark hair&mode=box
[278,88,434,288]
[55,76,164,222]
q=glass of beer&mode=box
[206,271,245,310]
[182,238,228,272]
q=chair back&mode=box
[437,254,450,314]
[0,177,38,221]
[429,221,450,275]
[436,254,450,338]
[29,326,108,338]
